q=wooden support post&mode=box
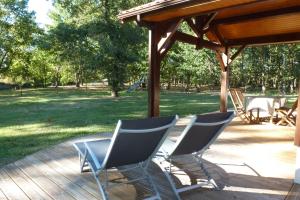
[294,82,300,183]
[220,68,229,112]
[217,49,230,113]
[148,25,161,117]
[295,85,300,146]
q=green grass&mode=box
[0,88,225,167]
[0,88,297,167]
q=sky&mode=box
[28,0,53,28]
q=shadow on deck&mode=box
[0,117,298,200]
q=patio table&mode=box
[245,96,286,123]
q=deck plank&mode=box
[25,155,97,200]
[15,158,76,200]
[36,147,102,197]
[37,145,131,200]
[31,152,100,200]
[0,169,29,199]
[285,183,300,200]
[3,163,52,200]
[0,118,296,200]
[39,143,165,199]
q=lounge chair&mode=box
[275,99,298,127]
[73,115,178,200]
[155,112,234,198]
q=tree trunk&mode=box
[75,72,80,88]
[20,85,23,96]
[111,90,119,97]
[167,81,171,90]
[43,76,46,88]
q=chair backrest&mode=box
[170,112,234,156]
[288,99,298,116]
[103,115,177,169]
[235,89,245,105]
[229,89,243,109]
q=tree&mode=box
[49,0,148,96]
[0,0,39,75]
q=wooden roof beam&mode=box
[174,31,225,52]
[227,32,300,46]
[213,6,300,25]
[174,31,198,44]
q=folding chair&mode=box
[275,99,298,127]
[74,115,178,200]
[235,88,245,106]
[229,88,250,122]
[155,112,234,198]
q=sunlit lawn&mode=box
[0,88,226,167]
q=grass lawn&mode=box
[0,88,226,167]
[0,88,297,167]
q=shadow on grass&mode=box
[0,88,225,167]
[0,89,223,128]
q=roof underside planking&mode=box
[118,0,300,47]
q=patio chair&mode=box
[73,115,178,200]
[235,88,245,105]
[229,88,250,122]
[155,111,234,198]
[275,99,298,127]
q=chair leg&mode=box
[141,164,162,200]
[193,155,220,190]
[276,116,295,127]
[286,118,296,127]
[93,172,110,200]
[91,163,163,200]
[79,152,88,173]
[153,158,181,200]
[79,153,84,173]
[276,118,284,126]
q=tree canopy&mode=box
[0,0,299,95]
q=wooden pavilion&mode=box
[118,0,300,182]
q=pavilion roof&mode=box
[118,0,300,46]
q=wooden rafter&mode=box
[210,26,226,46]
[158,19,183,54]
[212,6,300,25]
[160,38,176,59]
[174,31,198,44]
[186,13,217,37]
[229,45,246,64]
[185,18,202,38]
[174,31,225,52]
[227,32,300,46]
[203,12,218,30]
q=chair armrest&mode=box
[275,107,290,112]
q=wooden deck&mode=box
[0,117,299,200]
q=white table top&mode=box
[245,96,286,117]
